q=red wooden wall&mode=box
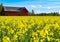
[2,8,28,16]
[19,9,28,16]
[3,11,19,16]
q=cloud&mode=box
[39,5,42,7]
[35,10,49,14]
[36,10,41,13]
[30,5,37,8]
[30,5,53,9]
[47,6,52,9]
[47,6,60,8]
[30,5,43,8]
[35,10,55,14]
[44,5,60,9]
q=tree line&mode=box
[28,10,60,16]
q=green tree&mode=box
[0,3,3,15]
[31,10,35,15]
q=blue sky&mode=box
[0,0,60,13]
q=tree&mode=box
[28,10,35,16]
[31,10,35,15]
[0,3,3,15]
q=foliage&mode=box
[28,10,35,16]
[36,12,60,16]
[0,16,60,42]
[28,10,60,16]
[0,3,3,15]
[31,10,35,15]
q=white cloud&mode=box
[48,6,60,9]
[52,6,60,8]
[47,6,51,9]
[36,10,41,13]
[39,5,42,7]
[35,10,55,14]
[44,5,60,9]
[30,5,43,8]
[30,5,37,8]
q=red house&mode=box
[2,6,28,16]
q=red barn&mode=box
[2,6,28,16]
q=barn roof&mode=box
[4,6,27,12]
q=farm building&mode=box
[2,6,28,16]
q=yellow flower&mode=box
[13,35,18,40]
[47,36,51,41]
[0,16,60,42]
[9,28,14,34]
[40,30,46,37]
[32,32,36,37]
[18,22,24,28]
[54,23,60,29]
[56,39,60,42]
[34,39,38,42]
[50,32,54,36]
[27,24,32,28]
[3,36,11,42]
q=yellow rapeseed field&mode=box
[0,16,60,42]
